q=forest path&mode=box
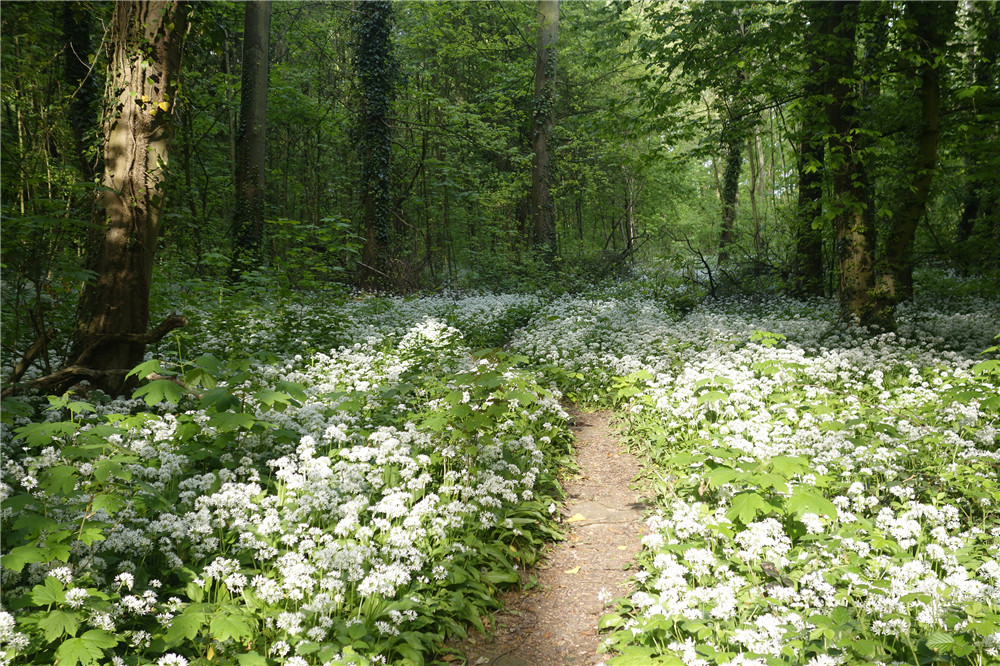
[457,410,649,665]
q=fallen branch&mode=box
[2,314,189,398]
[73,314,189,367]
[8,328,57,386]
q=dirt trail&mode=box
[459,411,649,665]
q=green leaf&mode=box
[235,651,269,666]
[165,608,207,642]
[126,358,162,380]
[698,390,728,404]
[788,487,838,519]
[726,491,771,525]
[132,379,185,406]
[396,643,424,665]
[93,458,130,483]
[90,493,127,516]
[971,359,1000,377]
[31,576,66,605]
[706,466,739,488]
[200,387,241,412]
[769,456,808,477]
[207,411,256,431]
[38,610,80,642]
[210,612,253,642]
[925,631,955,652]
[2,545,49,572]
[52,630,117,666]
[41,465,79,495]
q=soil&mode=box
[455,410,650,666]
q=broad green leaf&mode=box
[788,487,838,519]
[90,493,127,516]
[93,458,130,483]
[132,378,185,406]
[2,545,48,572]
[31,576,66,605]
[210,612,252,642]
[706,467,738,488]
[698,390,727,404]
[165,608,207,643]
[126,358,162,380]
[235,652,268,666]
[41,465,79,495]
[39,609,80,642]
[925,631,955,652]
[207,411,256,431]
[726,491,771,524]
[52,631,117,666]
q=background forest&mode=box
[1,2,999,666]
[3,0,997,362]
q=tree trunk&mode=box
[230,0,272,280]
[66,0,187,396]
[62,2,100,183]
[718,132,742,265]
[530,0,559,258]
[873,1,956,310]
[790,3,825,298]
[824,1,878,327]
[355,0,396,289]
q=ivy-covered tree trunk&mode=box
[355,0,396,289]
[955,2,999,271]
[530,0,558,257]
[790,4,825,298]
[230,0,272,280]
[824,1,878,327]
[65,1,188,395]
[872,1,956,311]
[62,2,100,183]
[718,131,742,266]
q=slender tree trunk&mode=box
[230,0,272,280]
[718,132,742,265]
[67,0,188,395]
[530,0,559,258]
[355,0,396,289]
[824,1,878,327]
[791,133,824,297]
[62,2,99,183]
[873,1,956,311]
[791,4,825,297]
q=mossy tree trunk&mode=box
[530,0,559,259]
[823,1,878,327]
[66,1,188,395]
[230,0,272,280]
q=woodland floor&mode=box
[456,410,650,665]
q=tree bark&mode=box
[65,1,187,396]
[355,0,396,289]
[718,131,742,266]
[230,0,272,280]
[873,1,956,310]
[824,1,878,327]
[790,3,825,297]
[530,0,559,258]
[62,2,100,183]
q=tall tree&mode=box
[823,1,878,327]
[717,128,742,266]
[62,0,189,395]
[230,0,272,280]
[62,2,101,183]
[789,1,826,298]
[530,0,559,256]
[355,0,397,288]
[872,0,957,312]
